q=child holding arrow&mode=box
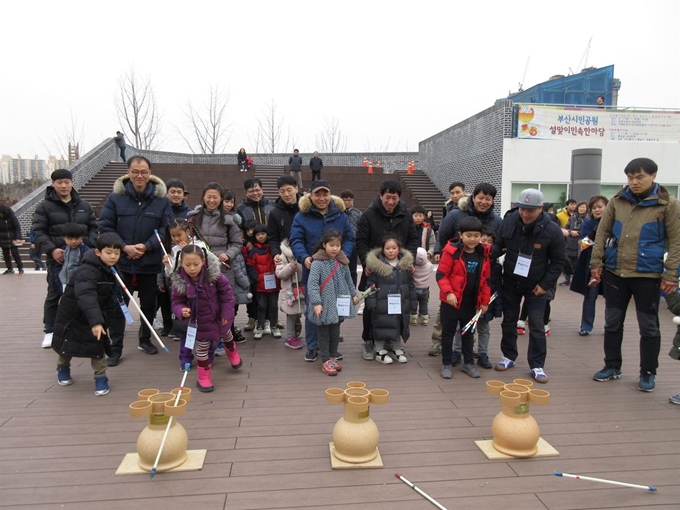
[436,216,491,380]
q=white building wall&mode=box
[501,138,680,213]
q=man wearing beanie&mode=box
[33,168,97,349]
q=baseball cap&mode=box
[514,188,543,209]
[310,180,331,193]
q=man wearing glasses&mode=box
[99,156,173,366]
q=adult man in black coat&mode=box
[355,179,419,359]
[33,168,97,349]
[268,175,301,263]
[492,188,565,384]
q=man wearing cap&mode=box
[492,188,565,383]
[355,179,419,361]
[33,169,98,348]
[590,158,680,392]
[98,156,173,365]
[289,180,354,362]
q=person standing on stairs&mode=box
[115,131,126,163]
[33,169,97,349]
[288,149,303,190]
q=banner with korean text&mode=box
[516,104,680,142]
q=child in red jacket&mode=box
[246,224,281,339]
[436,216,491,380]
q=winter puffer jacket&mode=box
[436,241,491,309]
[365,248,417,343]
[188,206,242,261]
[267,195,301,257]
[435,196,502,254]
[98,175,172,274]
[247,242,280,293]
[32,187,97,261]
[51,250,118,359]
[0,205,21,249]
[306,249,355,326]
[171,253,235,341]
[236,196,274,227]
[413,247,433,290]
[276,240,306,316]
[565,212,588,258]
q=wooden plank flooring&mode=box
[1,271,679,509]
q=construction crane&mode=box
[518,56,530,92]
[569,37,593,75]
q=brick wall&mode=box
[418,100,514,213]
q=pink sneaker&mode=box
[284,336,303,349]
[224,341,242,369]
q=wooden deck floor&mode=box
[1,271,679,509]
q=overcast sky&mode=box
[2,0,678,160]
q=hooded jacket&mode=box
[188,205,242,261]
[436,240,491,309]
[236,196,274,227]
[365,247,417,343]
[276,240,307,315]
[355,196,418,289]
[591,184,680,281]
[247,241,280,293]
[267,194,301,257]
[51,250,118,359]
[98,175,172,274]
[435,196,502,254]
[171,252,235,341]
[306,248,355,326]
[289,194,354,283]
[493,210,566,291]
[32,187,97,261]
[413,246,434,290]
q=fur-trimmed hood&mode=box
[113,174,167,198]
[170,249,222,295]
[280,239,294,261]
[297,194,345,214]
[365,247,414,277]
[312,248,350,265]
[457,196,469,211]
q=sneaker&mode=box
[428,342,442,356]
[357,303,365,315]
[18,269,24,275]
[593,366,622,382]
[495,357,515,371]
[410,315,418,325]
[462,363,481,378]
[244,317,256,331]
[225,341,243,369]
[233,328,247,343]
[253,326,264,340]
[106,354,121,367]
[544,324,551,336]
[441,365,453,379]
[94,376,110,396]
[215,341,227,356]
[451,351,461,366]
[272,326,282,338]
[180,362,190,372]
[57,367,73,386]
[392,349,407,363]
[578,329,590,336]
[558,279,570,286]
[669,393,680,405]
[375,350,393,364]
[363,341,374,360]
[2,269,14,274]
[331,352,343,360]
[138,342,158,354]
[42,332,54,349]
[329,357,342,372]
[263,320,272,335]
[477,353,492,369]
[284,336,303,349]
[517,320,526,335]
[638,372,655,392]
[531,367,548,383]
[321,360,337,376]
[153,318,163,330]
[304,349,318,362]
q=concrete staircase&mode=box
[77,162,127,218]
[394,169,447,221]
[255,165,286,199]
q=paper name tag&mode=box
[119,302,134,324]
[513,254,532,277]
[337,295,351,316]
[264,273,277,290]
[388,294,401,314]
[185,324,197,350]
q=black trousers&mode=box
[348,247,358,288]
[256,291,279,327]
[501,281,547,369]
[157,285,173,329]
[2,245,23,272]
[109,272,158,355]
[602,272,661,374]
[440,302,476,365]
[43,262,61,333]
[311,170,321,182]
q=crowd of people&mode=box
[20,152,679,402]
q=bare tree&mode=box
[36,107,85,160]
[248,125,263,154]
[316,117,347,153]
[114,65,162,150]
[257,98,287,153]
[178,85,231,154]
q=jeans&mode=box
[30,246,45,269]
[580,283,601,333]
[453,316,489,354]
[602,272,661,374]
[108,272,158,355]
[304,291,319,351]
[43,263,62,333]
[411,288,429,316]
[120,146,126,162]
[256,291,279,327]
[441,302,476,365]
[500,281,547,369]
[348,248,358,288]
[318,322,341,361]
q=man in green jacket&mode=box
[590,157,680,392]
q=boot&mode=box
[244,317,256,331]
[94,376,109,396]
[224,340,243,369]
[420,314,429,326]
[410,314,418,326]
[196,366,214,392]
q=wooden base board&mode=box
[115,449,208,475]
[475,438,559,460]
[329,443,384,469]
